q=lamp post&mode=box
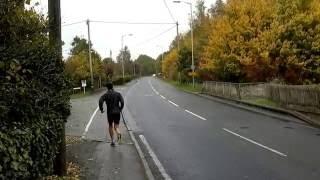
[173,0,195,87]
[121,34,133,80]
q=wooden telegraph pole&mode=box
[48,0,66,176]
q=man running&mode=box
[99,82,124,146]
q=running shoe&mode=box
[110,141,115,147]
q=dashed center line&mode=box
[223,128,287,157]
[160,95,166,100]
[185,110,207,121]
[168,100,179,107]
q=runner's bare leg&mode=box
[109,123,114,142]
[114,123,121,142]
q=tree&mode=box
[201,0,276,82]
[135,54,156,76]
[162,49,178,79]
[209,0,224,17]
[116,46,134,75]
[267,0,320,84]
[102,57,116,80]
[65,36,105,87]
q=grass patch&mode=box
[165,80,202,93]
[245,98,279,108]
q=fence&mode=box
[266,84,320,113]
[202,81,320,113]
[202,81,267,100]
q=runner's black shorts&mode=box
[107,113,120,125]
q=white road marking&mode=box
[82,107,99,138]
[144,94,153,97]
[139,135,172,180]
[160,95,166,100]
[223,128,287,157]
[185,110,207,120]
[168,100,179,107]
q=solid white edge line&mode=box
[139,135,172,180]
[160,95,166,99]
[223,128,287,157]
[168,100,179,107]
[185,110,207,120]
[82,106,99,138]
[129,131,155,180]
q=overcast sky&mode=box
[34,0,217,60]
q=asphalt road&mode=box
[125,77,320,180]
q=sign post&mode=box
[81,80,87,94]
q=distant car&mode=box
[152,74,156,77]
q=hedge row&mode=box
[107,76,135,86]
[0,1,70,179]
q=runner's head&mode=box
[106,82,113,90]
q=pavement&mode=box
[66,81,147,180]
[66,77,320,180]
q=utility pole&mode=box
[176,21,180,51]
[190,3,195,88]
[121,36,125,80]
[133,63,136,77]
[176,21,181,82]
[87,19,94,89]
[48,0,66,176]
[173,1,195,87]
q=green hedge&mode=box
[111,76,135,86]
[0,1,70,179]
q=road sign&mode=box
[81,80,86,94]
[81,80,87,87]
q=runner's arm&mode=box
[99,94,106,113]
[119,93,124,111]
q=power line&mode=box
[135,25,176,47]
[62,20,85,27]
[162,0,176,22]
[90,20,176,25]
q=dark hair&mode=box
[106,82,113,90]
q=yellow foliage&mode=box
[201,0,275,72]
[162,49,178,79]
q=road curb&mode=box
[166,83,320,129]
[128,130,155,180]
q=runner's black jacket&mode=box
[99,89,124,114]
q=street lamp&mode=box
[173,0,195,87]
[121,33,133,80]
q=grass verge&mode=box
[245,98,280,108]
[164,80,202,93]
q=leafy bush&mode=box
[111,76,134,85]
[0,1,70,179]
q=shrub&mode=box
[0,1,70,178]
